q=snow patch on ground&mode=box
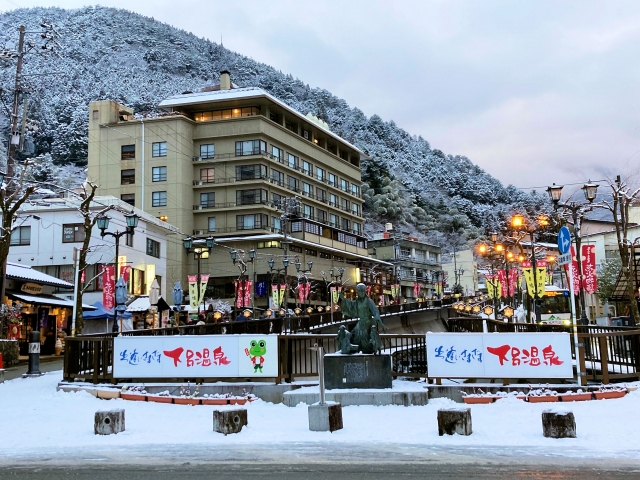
[1,371,639,462]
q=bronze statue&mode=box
[337,283,387,354]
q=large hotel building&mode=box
[87,71,384,309]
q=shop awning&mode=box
[126,296,170,312]
[6,263,73,288]
[7,292,97,310]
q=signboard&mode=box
[557,253,572,266]
[426,332,573,379]
[21,282,43,295]
[113,335,278,378]
[558,226,571,254]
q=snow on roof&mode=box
[8,292,96,310]
[126,296,169,312]
[157,87,367,159]
[6,263,73,288]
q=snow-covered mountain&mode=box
[0,6,549,247]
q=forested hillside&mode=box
[0,6,550,248]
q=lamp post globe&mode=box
[125,212,139,229]
[582,181,599,202]
[205,236,215,248]
[182,237,193,250]
[96,215,110,231]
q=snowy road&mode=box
[1,371,640,472]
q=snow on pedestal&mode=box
[437,407,472,436]
[542,410,576,439]
[213,409,247,435]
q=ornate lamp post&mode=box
[294,258,313,314]
[477,235,505,317]
[268,256,290,317]
[547,181,599,325]
[183,236,215,314]
[510,213,550,323]
[321,267,345,324]
[96,212,139,332]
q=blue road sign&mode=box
[558,226,571,254]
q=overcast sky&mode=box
[3,0,639,191]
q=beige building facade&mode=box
[87,72,376,310]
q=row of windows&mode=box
[121,142,167,160]
[121,166,168,185]
[11,224,161,258]
[194,106,260,122]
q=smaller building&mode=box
[442,249,478,297]
[368,228,442,301]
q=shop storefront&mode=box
[126,296,170,330]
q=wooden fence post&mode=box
[598,336,609,385]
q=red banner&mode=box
[243,280,253,307]
[582,244,598,294]
[234,280,242,309]
[120,265,132,284]
[413,282,422,297]
[497,270,507,298]
[508,269,518,297]
[564,246,581,293]
[102,265,115,310]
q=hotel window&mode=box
[352,203,360,216]
[200,192,215,208]
[235,140,266,156]
[236,189,267,205]
[271,145,283,161]
[286,153,298,170]
[303,204,314,218]
[194,106,259,121]
[340,178,349,192]
[10,226,30,246]
[200,168,215,183]
[236,164,266,180]
[329,193,338,207]
[315,166,326,182]
[317,209,327,223]
[258,241,282,249]
[62,224,86,243]
[305,248,318,257]
[93,110,99,121]
[121,144,135,160]
[207,217,216,232]
[302,182,313,197]
[305,223,320,235]
[125,232,133,247]
[236,214,268,230]
[320,251,331,259]
[121,194,135,206]
[341,218,351,231]
[271,168,284,185]
[330,213,339,227]
[272,216,281,232]
[316,188,327,203]
[152,191,167,207]
[146,238,160,258]
[271,192,284,208]
[302,160,312,176]
[121,169,135,185]
[152,166,167,182]
[353,222,362,234]
[328,173,337,186]
[351,184,360,196]
[200,144,215,159]
[341,198,350,212]
[152,141,167,157]
[287,176,299,192]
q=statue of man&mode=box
[338,283,387,354]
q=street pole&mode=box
[567,255,583,385]
[71,247,81,337]
[573,213,589,325]
[530,231,541,323]
[7,25,25,180]
[112,238,120,333]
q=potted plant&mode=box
[202,394,229,406]
[462,389,499,404]
[559,389,593,402]
[147,390,174,404]
[120,385,148,402]
[173,384,201,405]
[527,388,559,403]
[594,387,626,400]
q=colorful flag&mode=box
[120,265,132,284]
[564,246,581,293]
[582,244,598,294]
[497,270,507,298]
[271,285,279,308]
[102,265,115,310]
[243,280,252,307]
[188,275,199,309]
[279,284,287,306]
[331,286,338,304]
[199,274,210,306]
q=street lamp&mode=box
[183,236,215,314]
[546,180,599,325]
[321,267,345,324]
[97,211,139,332]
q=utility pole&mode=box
[7,25,25,179]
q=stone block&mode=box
[213,409,247,435]
[94,409,125,435]
[0,369,4,384]
[542,410,576,439]
[437,407,472,436]
[308,402,343,432]
[325,354,392,390]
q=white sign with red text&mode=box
[426,333,573,378]
[113,335,278,378]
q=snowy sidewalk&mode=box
[1,371,640,465]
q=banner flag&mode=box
[522,261,535,298]
[199,274,210,306]
[508,269,518,297]
[535,260,547,298]
[331,286,338,304]
[564,246,581,293]
[121,265,132,284]
[271,285,279,308]
[102,265,115,310]
[243,280,253,307]
[188,275,199,309]
[582,244,598,294]
[497,270,507,298]
[279,284,286,306]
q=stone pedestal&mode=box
[542,410,576,438]
[308,402,343,432]
[437,407,472,436]
[213,409,247,435]
[325,354,392,390]
[94,409,125,435]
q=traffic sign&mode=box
[557,253,572,266]
[558,226,571,255]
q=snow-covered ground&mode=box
[1,371,640,465]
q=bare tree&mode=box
[72,182,114,334]
[598,174,640,322]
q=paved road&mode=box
[2,356,63,381]
[1,463,639,479]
